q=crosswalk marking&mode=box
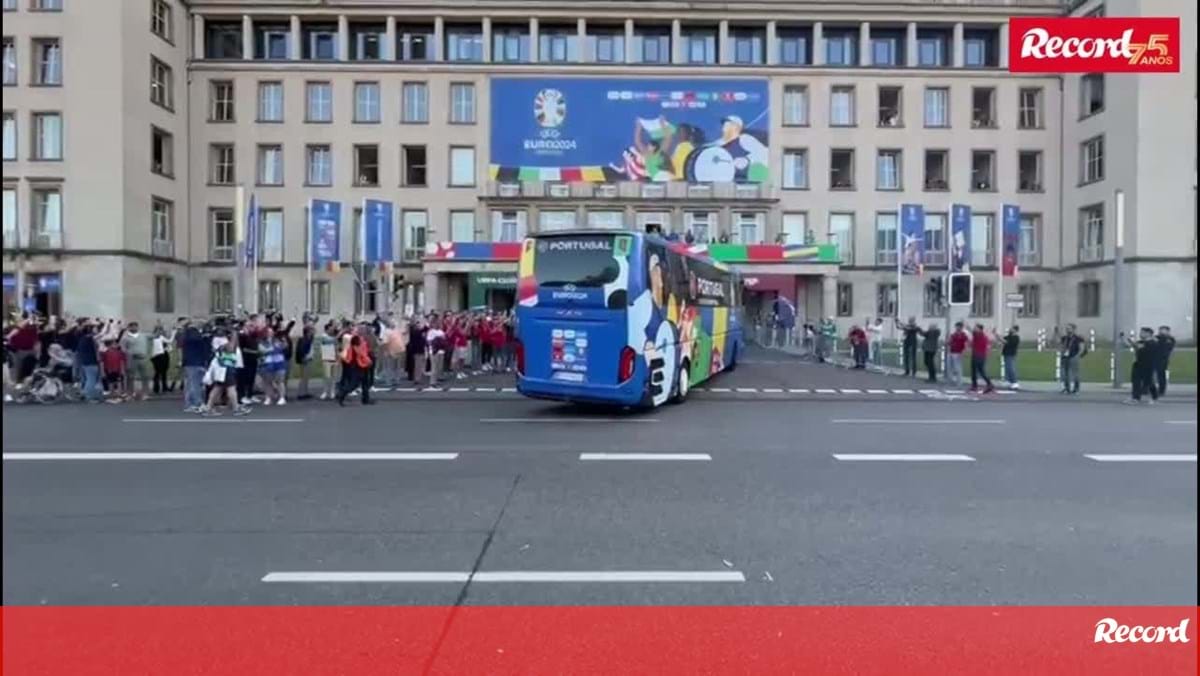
[867,389,889,394]
[762,388,784,393]
[840,389,862,394]
[815,388,837,394]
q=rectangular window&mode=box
[685,211,712,244]
[151,0,173,42]
[350,23,385,61]
[492,26,530,63]
[924,87,949,127]
[539,210,576,232]
[539,28,578,63]
[1018,150,1043,192]
[924,149,948,191]
[209,208,235,261]
[306,144,331,186]
[306,81,332,122]
[587,211,625,230]
[917,30,947,67]
[153,276,174,313]
[637,211,671,236]
[781,212,807,244]
[782,85,809,126]
[923,212,947,266]
[876,283,898,318]
[824,29,857,66]
[449,146,475,186]
[397,24,432,62]
[209,81,234,122]
[1081,135,1104,184]
[1017,284,1040,318]
[302,24,338,61]
[923,280,946,318]
[32,112,62,159]
[255,24,290,59]
[633,27,670,64]
[731,29,764,65]
[971,150,995,191]
[257,144,283,185]
[258,280,283,312]
[258,208,284,263]
[830,148,854,190]
[1018,87,1043,129]
[782,149,808,189]
[589,29,625,63]
[402,145,426,186]
[150,57,173,110]
[450,83,476,123]
[1080,73,1104,118]
[2,37,15,85]
[733,212,763,244]
[2,110,14,159]
[210,143,234,184]
[210,279,233,314]
[492,209,527,242]
[971,87,996,128]
[401,82,428,123]
[205,22,243,59]
[683,28,718,65]
[32,38,61,85]
[257,81,283,122]
[445,25,483,62]
[836,283,853,317]
[875,212,898,265]
[871,36,900,66]
[353,81,380,122]
[970,283,994,317]
[450,210,475,242]
[963,29,997,67]
[310,280,331,314]
[150,126,172,176]
[776,28,809,65]
[1019,214,1041,267]
[878,86,901,127]
[354,145,379,186]
[970,213,995,265]
[876,149,902,190]
[2,187,15,246]
[1079,203,1104,262]
[1078,281,1101,318]
[150,196,173,257]
[830,86,855,126]
[31,187,61,246]
[402,210,427,261]
[828,212,853,262]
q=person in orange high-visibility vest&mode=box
[336,330,375,406]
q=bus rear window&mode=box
[533,235,623,288]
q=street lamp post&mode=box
[1112,189,1125,389]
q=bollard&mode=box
[1089,329,1096,353]
[1054,352,1061,382]
[1109,351,1115,382]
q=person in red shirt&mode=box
[100,339,127,399]
[968,323,995,394]
[848,325,868,369]
[946,322,970,387]
[488,319,506,371]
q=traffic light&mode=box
[948,272,974,306]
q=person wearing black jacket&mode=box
[405,319,427,383]
[995,325,1021,390]
[920,323,941,383]
[294,323,316,400]
[895,317,921,377]
[1126,327,1159,404]
[236,316,261,405]
[1154,326,1175,396]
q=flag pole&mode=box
[234,185,245,316]
[251,195,260,315]
[305,200,312,314]
[996,206,1005,332]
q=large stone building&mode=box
[2,0,1195,340]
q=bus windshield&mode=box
[533,234,622,288]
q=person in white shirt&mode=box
[150,325,175,395]
[866,317,885,368]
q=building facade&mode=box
[2,0,1195,340]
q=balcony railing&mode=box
[486,180,777,200]
[152,239,174,258]
[1078,245,1102,263]
[29,231,63,249]
[1018,251,1041,267]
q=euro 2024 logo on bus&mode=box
[527,89,577,154]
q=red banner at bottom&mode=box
[3,606,1196,675]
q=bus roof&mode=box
[528,229,734,274]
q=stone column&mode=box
[385,16,397,60]
[482,17,492,62]
[765,20,777,65]
[193,14,205,59]
[290,15,301,60]
[624,19,635,63]
[241,15,253,60]
[906,22,917,67]
[529,18,539,62]
[821,275,837,320]
[338,15,349,61]
[671,19,682,64]
[577,18,587,63]
[811,21,824,66]
[952,22,964,67]
[433,17,444,61]
[719,20,730,65]
[998,22,1009,68]
[859,22,871,66]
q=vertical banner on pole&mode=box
[363,199,395,313]
[899,204,925,275]
[310,199,342,273]
[234,186,246,315]
[244,193,259,313]
[1000,204,1020,330]
[950,203,971,272]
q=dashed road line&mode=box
[866,389,889,394]
[579,453,711,461]
[832,419,1005,425]
[833,453,976,462]
[840,389,862,394]
[480,418,659,424]
[814,388,837,394]
[761,388,784,393]
[2,452,459,461]
[1084,454,1197,463]
[263,571,745,584]
[121,418,304,424]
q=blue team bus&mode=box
[514,230,743,407]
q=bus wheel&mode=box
[671,360,690,404]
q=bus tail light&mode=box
[515,340,525,376]
[618,346,636,383]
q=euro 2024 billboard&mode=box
[489,78,769,184]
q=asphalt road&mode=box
[3,353,1196,606]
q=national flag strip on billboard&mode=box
[950,203,971,272]
[1001,204,1021,277]
[310,199,342,272]
[362,199,395,271]
[899,203,925,275]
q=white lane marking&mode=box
[831,419,1005,425]
[424,388,444,393]
[262,571,745,584]
[1084,454,1197,463]
[121,418,304,424]
[708,387,731,393]
[474,387,497,392]
[3,453,459,461]
[892,389,915,394]
[840,388,862,394]
[480,418,659,424]
[866,389,889,394]
[579,453,711,461]
[815,388,837,394]
[448,387,471,392]
[788,388,810,393]
[762,388,784,393]
[735,387,758,393]
[393,387,417,392]
[918,389,940,394]
[501,387,517,392]
[834,454,976,462]
[1164,420,1197,425]
[995,390,1017,395]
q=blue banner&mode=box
[310,199,342,271]
[490,78,770,184]
[362,199,394,264]
[243,193,258,267]
[1001,204,1020,277]
[899,203,925,275]
[950,203,971,272]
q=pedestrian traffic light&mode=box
[948,272,973,306]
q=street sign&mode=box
[1005,292,1024,309]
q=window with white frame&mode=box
[830,148,854,189]
[875,212,897,264]
[782,85,809,126]
[150,57,173,109]
[257,144,283,185]
[876,283,898,317]
[733,212,763,244]
[587,210,624,230]
[402,82,428,123]
[1,187,15,247]
[33,0,63,10]
[637,211,670,235]
[257,81,283,122]
[492,209,526,242]
[836,283,854,317]
[154,276,174,313]
[1081,135,1104,184]
[402,145,426,186]
[1018,87,1043,129]
[151,126,173,175]
[923,279,947,317]
[539,210,576,232]
[209,208,235,261]
[924,149,949,190]
[1079,204,1104,262]
[32,112,61,160]
[353,82,380,123]
[306,145,331,186]
[589,29,625,63]
[876,149,901,190]
[1018,150,1043,192]
[210,279,233,314]
[970,212,994,265]
[306,81,332,122]
[31,187,61,246]
[256,24,290,59]
[310,280,331,314]
[303,24,338,60]
[450,83,476,123]
[450,210,476,241]
[1078,281,1101,317]
[782,149,808,189]
[449,146,475,186]
[150,196,173,257]
[259,208,284,263]
[878,86,902,127]
[1017,284,1040,318]
[1019,214,1041,266]
[151,0,172,42]
[830,86,855,126]
[402,210,427,261]
[32,38,61,85]
[354,144,379,186]
[924,87,949,127]
[971,150,995,191]
[1080,73,1104,117]
[2,111,14,160]
[2,37,15,85]
[210,144,234,184]
[828,212,853,261]
[924,212,947,265]
[781,212,807,244]
[685,211,712,243]
[258,280,283,312]
[970,283,994,317]
[210,81,234,122]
